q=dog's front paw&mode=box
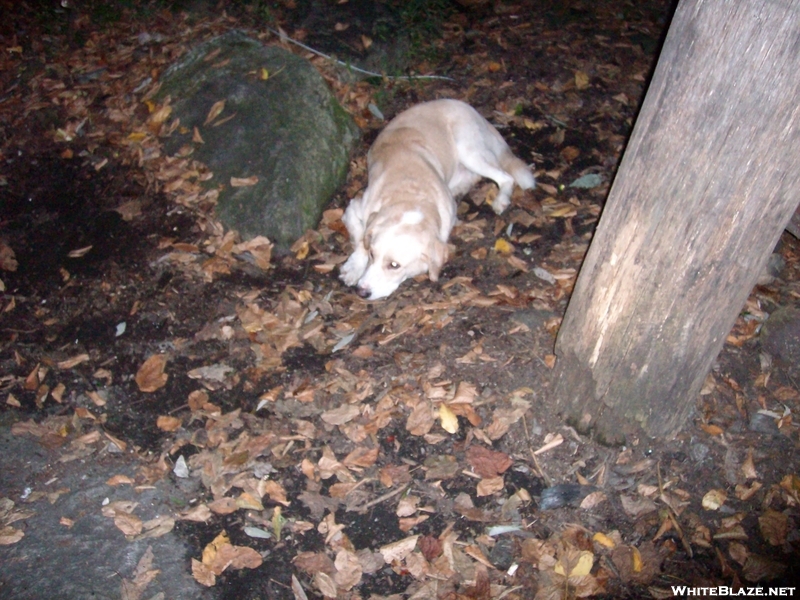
[340,251,368,286]
[491,193,511,214]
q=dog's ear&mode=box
[342,195,367,241]
[427,239,449,282]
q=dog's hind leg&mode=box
[458,152,518,214]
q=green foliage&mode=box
[398,0,454,60]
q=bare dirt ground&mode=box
[1,1,799,598]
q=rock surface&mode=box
[760,306,800,374]
[158,30,359,250]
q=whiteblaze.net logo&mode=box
[670,587,796,597]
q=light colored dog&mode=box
[340,99,535,299]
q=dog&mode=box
[340,99,535,300]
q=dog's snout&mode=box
[356,286,371,299]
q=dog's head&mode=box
[355,208,448,300]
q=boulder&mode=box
[760,306,800,374]
[157,30,359,250]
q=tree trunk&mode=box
[552,0,800,443]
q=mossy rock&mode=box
[158,30,360,250]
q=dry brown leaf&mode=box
[406,400,435,436]
[343,447,379,469]
[620,494,657,518]
[0,242,18,271]
[321,404,360,426]
[314,571,338,598]
[191,558,216,587]
[230,175,259,187]
[380,535,419,563]
[333,548,362,590]
[47,383,65,403]
[208,497,238,514]
[742,553,787,582]
[180,504,213,523]
[476,475,504,497]
[741,447,758,480]
[57,354,91,369]
[379,464,412,488]
[135,354,168,392]
[758,509,788,546]
[204,99,226,125]
[701,488,727,510]
[114,512,144,536]
[67,245,93,258]
[0,526,24,545]
[466,445,512,478]
[236,492,264,511]
[106,474,135,486]
[214,543,263,572]
[156,415,182,432]
[294,551,336,576]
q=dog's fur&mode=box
[340,99,535,299]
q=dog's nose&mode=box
[356,286,371,299]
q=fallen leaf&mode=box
[476,475,505,497]
[156,415,182,431]
[68,245,93,258]
[230,175,259,187]
[494,238,514,255]
[758,510,788,546]
[135,354,169,392]
[204,99,226,125]
[438,403,458,434]
[574,70,590,89]
[379,535,419,563]
[466,445,512,478]
[702,488,727,510]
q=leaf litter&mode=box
[1,0,800,598]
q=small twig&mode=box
[265,26,455,82]
[349,482,411,512]
[657,461,693,558]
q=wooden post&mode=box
[552,0,800,443]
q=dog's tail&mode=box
[501,151,536,190]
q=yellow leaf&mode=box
[494,238,514,255]
[592,532,616,548]
[575,70,590,90]
[572,550,594,577]
[439,403,459,434]
[294,240,310,260]
[259,67,270,80]
[272,505,286,541]
[631,546,643,573]
[202,531,230,565]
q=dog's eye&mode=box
[388,261,400,270]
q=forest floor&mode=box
[1,1,799,599]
